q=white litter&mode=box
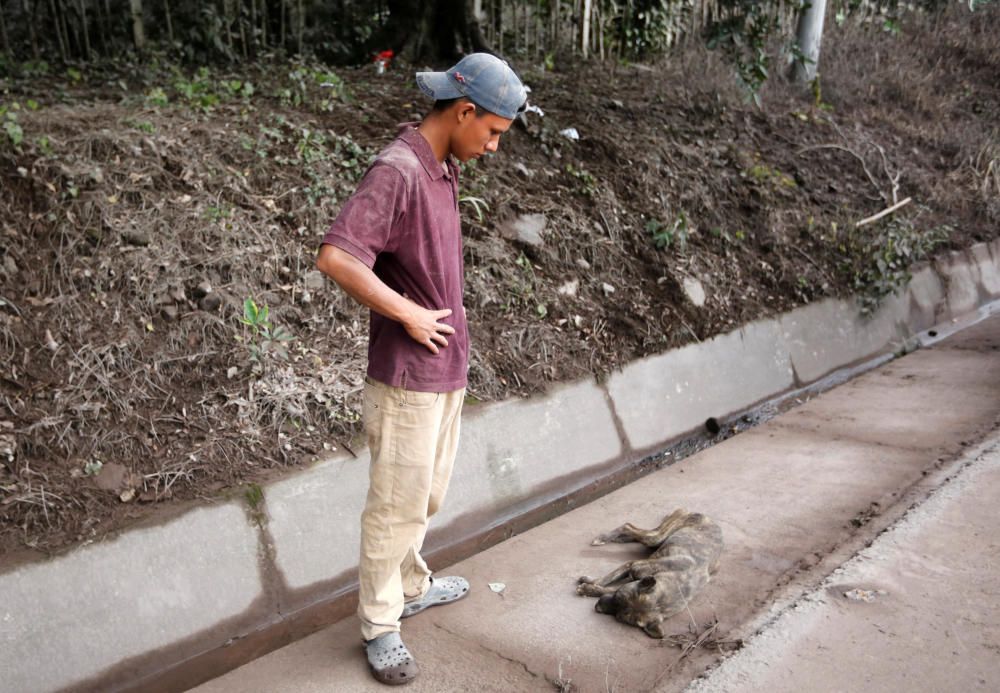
[559,127,580,140]
[488,582,506,593]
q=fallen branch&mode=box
[797,143,883,201]
[650,617,743,688]
[855,196,913,228]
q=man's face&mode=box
[449,103,514,162]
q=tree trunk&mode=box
[58,0,74,58]
[162,0,173,44]
[496,0,502,53]
[77,0,90,58]
[373,0,497,64]
[259,0,267,47]
[222,0,233,52]
[296,0,303,55]
[94,0,107,52]
[791,0,826,83]
[47,0,67,60]
[129,0,145,52]
[0,0,10,58]
[550,0,558,53]
[581,0,590,58]
[249,0,257,52]
[23,0,40,59]
[596,0,603,60]
[237,0,248,59]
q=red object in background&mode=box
[374,49,394,73]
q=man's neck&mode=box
[416,115,451,164]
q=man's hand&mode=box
[316,245,457,355]
[403,305,455,355]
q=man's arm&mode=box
[316,244,455,355]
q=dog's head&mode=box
[595,574,687,638]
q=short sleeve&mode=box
[321,163,407,268]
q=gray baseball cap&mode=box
[416,53,527,120]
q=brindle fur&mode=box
[576,509,723,638]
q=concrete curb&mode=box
[2,241,999,692]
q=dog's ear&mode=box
[643,619,666,638]
[638,576,657,593]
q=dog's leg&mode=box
[591,509,688,547]
[576,581,617,597]
[576,560,636,596]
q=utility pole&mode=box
[129,0,146,52]
[791,0,827,83]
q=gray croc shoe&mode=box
[401,575,470,618]
[365,632,419,685]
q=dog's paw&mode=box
[577,575,596,584]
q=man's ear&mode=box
[638,576,657,593]
[643,619,666,639]
[456,100,477,123]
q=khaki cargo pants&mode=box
[357,377,465,641]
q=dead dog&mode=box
[576,509,723,638]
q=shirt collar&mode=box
[397,123,457,181]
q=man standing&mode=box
[316,53,526,685]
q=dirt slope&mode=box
[0,6,997,560]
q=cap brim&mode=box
[415,71,464,101]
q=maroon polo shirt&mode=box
[322,124,469,392]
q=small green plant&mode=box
[222,79,255,99]
[240,297,295,365]
[881,18,901,35]
[282,65,348,111]
[1,104,24,147]
[21,60,50,77]
[710,227,741,244]
[125,118,155,134]
[245,483,264,509]
[647,212,691,252]
[746,161,797,188]
[204,204,233,222]
[331,132,372,180]
[565,163,597,197]
[460,195,489,222]
[35,135,53,155]
[244,483,267,526]
[145,87,169,107]
[173,66,221,111]
[504,253,540,313]
[295,128,329,164]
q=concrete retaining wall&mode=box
[2,240,999,692]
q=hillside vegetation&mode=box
[0,5,997,558]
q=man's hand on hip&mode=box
[403,305,455,355]
[315,244,457,354]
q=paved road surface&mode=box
[192,314,1000,692]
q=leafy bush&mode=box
[840,215,950,314]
